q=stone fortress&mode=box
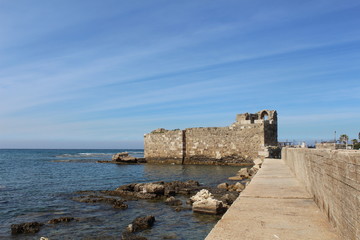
[144,110,278,165]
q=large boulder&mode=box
[190,189,227,214]
[192,198,226,214]
[11,222,44,234]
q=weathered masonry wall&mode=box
[184,124,264,165]
[144,110,278,165]
[144,129,184,164]
[282,148,360,240]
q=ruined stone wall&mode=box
[144,110,278,165]
[263,121,277,146]
[144,129,184,164]
[184,124,264,165]
[282,148,360,240]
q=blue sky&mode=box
[0,0,359,148]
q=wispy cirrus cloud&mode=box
[1,0,359,147]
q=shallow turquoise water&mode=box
[0,149,240,239]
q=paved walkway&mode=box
[205,158,340,240]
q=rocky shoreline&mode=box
[10,152,263,239]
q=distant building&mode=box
[315,142,346,150]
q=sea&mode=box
[0,149,240,240]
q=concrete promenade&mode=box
[205,158,340,240]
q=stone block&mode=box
[192,198,226,214]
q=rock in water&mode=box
[121,232,148,240]
[11,222,44,234]
[115,180,201,199]
[192,198,226,214]
[217,182,228,189]
[237,168,250,178]
[48,217,75,224]
[248,167,258,176]
[228,182,245,192]
[127,216,155,232]
[190,189,226,214]
[112,152,138,163]
[221,193,238,205]
[228,175,243,181]
[112,152,129,160]
[190,189,213,202]
[165,196,182,206]
[142,183,165,195]
[113,199,128,209]
[253,158,263,166]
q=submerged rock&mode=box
[73,194,128,209]
[127,215,155,232]
[48,217,75,224]
[114,180,201,200]
[165,196,182,206]
[121,232,148,240]
[162,234,179,239]
[11,222,44,234]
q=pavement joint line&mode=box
[240,196,314,199]
[256,176,297,178]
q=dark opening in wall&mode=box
[261,111,269,120]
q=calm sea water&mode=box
[0,149,240,240]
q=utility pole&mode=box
[334,131,336,143]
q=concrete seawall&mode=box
[206,158,341,240]
[282,148,359,240]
